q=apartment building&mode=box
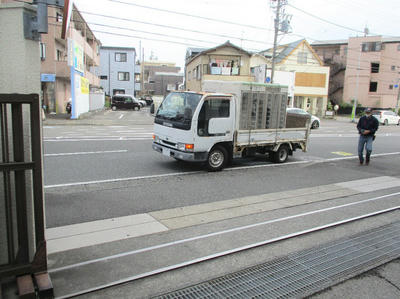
[310,40,348,105]
[40,4,101,113]
[97,46,137,96]
[313,36,400,109]
[142,61,183,96]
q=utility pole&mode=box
[351,43,362,123]
[271,0,281,84]
[270,0,290,84]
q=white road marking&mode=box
[119,114,124,119]
[43,152,400,188]
[44,137,152,142]
[44,150,128,157]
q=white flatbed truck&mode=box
[152,81,311,171]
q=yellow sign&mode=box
[332,151,353,156]
[81,76,89,94]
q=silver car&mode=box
[286,108,320,129]
[372,110,400,125]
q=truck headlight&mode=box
[177,143,185,151]
[177,143,194,152]
[153,134,160,143]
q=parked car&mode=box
[286,108,320,129]
[372,110,400,125]
[141,95,153,106]
[138,99,147,107]
[111,94,141,111]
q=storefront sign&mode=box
[80,76,89,94]
[41,73,56,82]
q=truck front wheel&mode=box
[273,145,289,163]
[206,146,227,171]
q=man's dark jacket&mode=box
[357,115,379,136]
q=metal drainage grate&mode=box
[156,221,400,299]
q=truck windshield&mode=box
[155,92,202,130]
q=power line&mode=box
[287,4,365,34]
[90,29,262,52]
[106,0,274,32]
[79,10,272,46]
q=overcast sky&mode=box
[73,0,400,69]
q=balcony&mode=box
[203,74,255,82]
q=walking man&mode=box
[357,108,379,165]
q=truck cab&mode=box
[152,91,235,171]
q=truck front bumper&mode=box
[152,142,207,162]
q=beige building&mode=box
[185,41,255,91]
[311,40,348,105]
[40,4,101,113]
[313,36,400,110]
[260,39,330,116]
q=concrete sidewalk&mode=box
[42,108,155,126]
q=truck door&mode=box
[195,96,234,151]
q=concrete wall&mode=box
[89,92,105,111]
[0,2,41,268]
[0,3,40,94]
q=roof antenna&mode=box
[364,26,369,37]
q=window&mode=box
[196,65,201,80]
[391,65,396,71]
[362,42,382,52]
[369,82,378,92]
[371,63,380,73]
[118,72,130,81]
[115,52,127,62]
[297,52,307,64]
[397,44,400,51]
[389,85,393,90]
[56,12,63,22]
[188,71,191,80]
[197,98,231,136]
[100,75,108,80]
[40,43,46,61]
[56,49,63,61]
[113,89,125,95]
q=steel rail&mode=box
[52,200,400,298]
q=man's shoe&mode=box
[366,160,369,165]
[359,161,363,165]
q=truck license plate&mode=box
[163,148,170,157]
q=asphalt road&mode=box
[39,110,400,298]
[42,110,400,227]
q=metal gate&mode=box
[0,93,46,278]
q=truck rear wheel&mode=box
[206,146,227,171]
[273,145,289,163]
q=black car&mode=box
[111,94,141,111]
[140,95,153,106]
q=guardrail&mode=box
[0,94,46,279]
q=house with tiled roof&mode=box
[260,39,330,116]
[185,41,255,91]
